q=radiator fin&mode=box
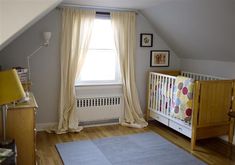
[77,97,121,108]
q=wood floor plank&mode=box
[36,121,235,165]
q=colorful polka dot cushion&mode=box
[171,76,194,122]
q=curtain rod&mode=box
[57,3,139,14]
[96,11,110,16]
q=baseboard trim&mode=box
[36,121,120,131]
[36,122,57,132]
[82,122,119,128]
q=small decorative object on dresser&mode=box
[150,50,170,67]
[140,33,153,47]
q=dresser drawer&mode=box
[150,110,169,126]
[169,120,191,138]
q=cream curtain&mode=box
[111,12,148,128]
[56,8,95,134]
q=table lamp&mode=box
[0,69,25,145]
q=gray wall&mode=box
[136,13,180,111]
[0,10,61,124]
[180,58,235,78]
[0,9,180,124]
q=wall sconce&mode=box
[27,32,52,83]
[43,32,52,46]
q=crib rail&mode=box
[181,71,223,80]
[148,72,175,116]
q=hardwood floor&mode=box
[36,121,235,165]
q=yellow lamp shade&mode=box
[0,69,25,105]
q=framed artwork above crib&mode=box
[140,33,153,47]
[150,50,170,67]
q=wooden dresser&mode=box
[0,93,37,165]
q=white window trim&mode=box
[76,82,122,87]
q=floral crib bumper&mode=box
[171,76,194,123]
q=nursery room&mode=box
[0,0,235,164]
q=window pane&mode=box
[89,19,115,49]
[79,50,116,81]
[76,18,120,85]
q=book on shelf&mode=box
[13,66,29,84]
[13,67,28,73]
[0,148,13,157]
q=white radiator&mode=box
[77,96,124,125]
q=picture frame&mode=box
[150,50,170,67]
[140,33,153,47]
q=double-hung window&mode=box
[76,15,121,85]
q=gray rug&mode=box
[56,132,206,165]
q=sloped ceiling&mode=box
[0,0,62,51]
[63,0,235,62]
[1,0,234,62]
[141,0,235,61]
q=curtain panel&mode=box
[111,11,148,128]
[56,8,95,134]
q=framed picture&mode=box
[150,50,170,67]
[140,33,153,47]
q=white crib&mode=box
[147,70,234,149]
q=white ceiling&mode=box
[63,0,166,9]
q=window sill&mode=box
[75,83,123,97]
[75,83,122,87]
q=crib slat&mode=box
[166,77,169,115]
[155,75,158,111]
[153,74,156,110]
[171,78,175,115]
[158,76,162,111]
[149,73,153,109]
[163,77,166,114]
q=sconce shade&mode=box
[43,32,52,45]
[0,69,25,105]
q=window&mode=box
[76,17,121,85]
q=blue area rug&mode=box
[56,132,206,165]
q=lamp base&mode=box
[1,105,12,147]
[0,139,13,146]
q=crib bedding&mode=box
[171,76,194,122]
[153,75,194,122]
[150,73,195,123]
